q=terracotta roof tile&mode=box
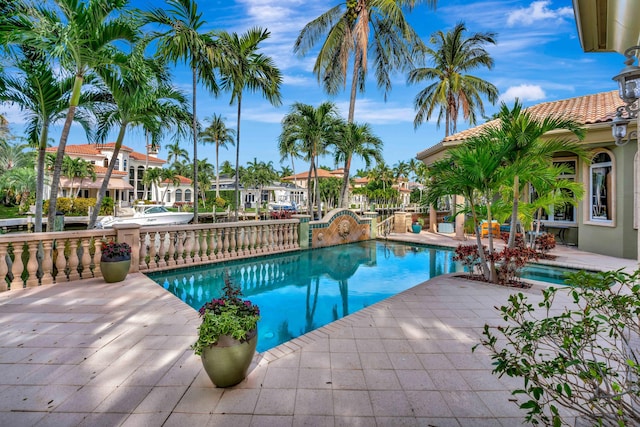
[442,90,625,144]
[162,175,192,185]
[129,151,166,163]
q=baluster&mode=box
[213,228,222,260]
[25,241,39,287]
[193,230,202,263]
[175,231,185,265]
[248,225,256,255]
[253,225,261,254]
[40,241,54,285]
[10,242,25,289]
[293,222,299,248]
[167,231,177,267]
[139,232,149,270]
[148,231,158,269]
[80,238,92,278]
[207,229,216,261]
[157,232,167,268]
[93,239,103,278]
[0,243,9,291]
[54,239,68,282]
[183,230,194,264]
[222,227,230,258]
[281,224,289,250]
[262,225,270,253]
[287,223,294,249]
[200,229,209,261]
[67,240,80,281]
[229,227,237,258]
[243,226,250,256]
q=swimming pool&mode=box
[147,240,578,352]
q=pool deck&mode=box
[0,232,637,426]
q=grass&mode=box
[0,205,22,219]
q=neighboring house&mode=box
[156,175,193,206]
[349,176,414,209]
[45,143,166,206]
[281,168,344,188]
[417,91,638,259]
[210,175,307,210]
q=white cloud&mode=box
[335,99,416,125]
[507,1,573,27]
[0,103,28,125]
[282,74,316,86]
[499,84,547,103]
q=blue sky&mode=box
[1,0,627,174]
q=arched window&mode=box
[185,189,192,202]
[175,189,183,202]
[590,152,613,222]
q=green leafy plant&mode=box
[476,269,640,426]
[192,274,260,356]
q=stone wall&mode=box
[310,209,373,248]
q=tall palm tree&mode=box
[409,22,498,136]
[10,0,137,231]
[333,122,383,208]
[294,0,435,123]
[88,47,192,228]
[279,102,342,219]
[217,27,282,221]
[488,101,586,248]
[0,49,94,231]
[142,167,164,202]
[196,158,215,204]
[160,168,181,203]
[199,114,235,198]
[165,141,190,168]
[143,0,219,223]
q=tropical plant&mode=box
[142,167,164,202]
[100,240,131,261]
[333,122,383,208]
[143,0,219,224]
[477,269,640,426]
[199,114,235,198]
[0,48,95,231]
[488,101,586,248]
[217,27,282,221]
[160,168,181,203]
[241,158,278,219]
[0,166,36,211]
[409,22,498,136]
[61,156,96,197]
[9,0,137,231]
[279,102,342,220]
[294,0,435,123]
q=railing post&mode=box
[293,215,311,250]
[363,211,378,239]
[113,223,141,273]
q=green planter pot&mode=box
[201,330,258,388]
[100,258,131,283]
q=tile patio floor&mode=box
[0,233,636,427]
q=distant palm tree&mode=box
[142,167,164,202]
[392,160,410,180]
[333,122,383,208]
[217,27,282,220]
[61,156,96,197]
[242,158,278,219]
[199,114,236,198]
[279,102,342,219]
[10,0,137,230]
[279,165,293,179]
[219,160,235,176]
[294,0,434,123]
[409,22,498,136]
[160,168,181,203]
[196,158,215,203]
[143,0,219,223]
[0,167,36,212]
[166,141,190,168]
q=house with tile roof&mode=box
[417,90,638,259]
[45,143,166,206]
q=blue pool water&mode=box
[146,240,579,352]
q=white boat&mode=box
[96,205,193,229]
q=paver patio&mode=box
[0,233,636,426]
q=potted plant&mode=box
[192,274,260,388]
[99,240,131,283]
[411,217,423,233]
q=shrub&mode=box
[500,231,525,249]
[535,233,556,257]
[70,198,95,216]
[476,269,640,426]
[100,196,114,215]
[453,244,486,277]
[490,246,538,286]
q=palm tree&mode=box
[0,49,94,231]
[241,158,278,219]
[220,160,235,176]
[279,102,342,219]
[196,158,215,204]
[488,101,586,248]
[217,27,282,221]
[143,0,219,223]
[392,160,410,180]
[165,141,190,168]
[0,167,36,212]
[279,165,293,179]
[10,0,137,231]
[142,167,164,202]
[88,46,192,228]
[61,156,96,197]
[199,114,235,198]
[333,122,383,208]
[294,0,435,123]
[160,168,181,203]
[408,22,499,136]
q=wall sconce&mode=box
[611,45,640,146]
